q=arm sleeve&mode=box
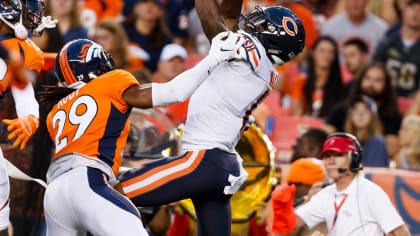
[152,55,218,107]
[11,82,39,118]
[368,184,404,233]
[295,191,326,229]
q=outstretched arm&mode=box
[122,55,219,109]
[122,32,245,109]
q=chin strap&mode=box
[270,54,285,66]
[0,13,28,39]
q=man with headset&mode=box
[272,132,411,236]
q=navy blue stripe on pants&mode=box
[87,167,140,218]
[119,148,242,236]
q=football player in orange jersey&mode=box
[39,34,244,235]
[0,0,56,235]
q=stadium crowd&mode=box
[1,0,420,235]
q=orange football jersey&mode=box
[1,36,44,73]
[46,69,140,175]
[0,35,44,93]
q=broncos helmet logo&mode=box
[77,43,103,63]
[78,44,90,62]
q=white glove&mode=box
[209,31,245,63]
[34,16,58,34]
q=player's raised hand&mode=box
[2,115,39,150]
[209,31,245,63]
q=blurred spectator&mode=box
[395,115,420,169]
[334,0,392,22]
[31,0,88,52]
[92,18,144,71]
[373,0,420,97]
[186,9,209,54]
[342,37,369,89]
[291,36,344,118]
[287,158,324,200]
[291,128,328,163]
[321,0,388,57]
[297,0,338,19]
[364,0,393,24]
[385,0,409,36]
[153,43,187,83]
[325,63,402,157]
[153,43,189,124]
[80,0,123,36]
[165,0,192,44]
[406,90,420,115]
[344,96,389,167]
[269,0,318,49]
[123,0,171,72]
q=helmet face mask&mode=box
[0,0,22,22]
[22,0,45,31]
[55,39,116,89]
[239,6,305,66]
[238,7,267,33]
[0,0,46,37]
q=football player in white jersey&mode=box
[117,0,305,235]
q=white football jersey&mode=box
[181,31,278,152]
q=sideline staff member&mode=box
[273,133,411,236]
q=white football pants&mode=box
[44,166,148,236]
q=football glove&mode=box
[3,115,39,150]
[209,31,245,63]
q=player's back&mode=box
[181,32,278,152]
[46,69,139,175]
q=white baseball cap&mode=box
[159,43,187,61]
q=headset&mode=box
[326,132,363,173]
